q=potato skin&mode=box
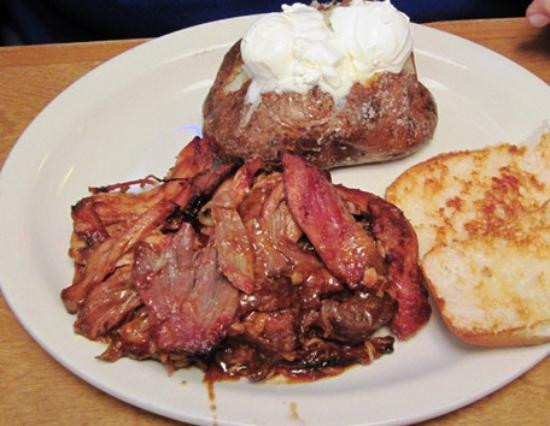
[203,42,437,169]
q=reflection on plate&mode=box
[0,16,549,426]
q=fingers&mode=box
[526,0,550,27]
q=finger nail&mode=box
[527,13,550,28]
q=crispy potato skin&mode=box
[203,42,438,169]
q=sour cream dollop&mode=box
[240,0,413,104]
[330,0,412,74]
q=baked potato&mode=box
[203,41,437,169]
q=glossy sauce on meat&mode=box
[62,138,430,382]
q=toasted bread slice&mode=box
[386,133,550,258]
[386,132,550,346]
[422,202,550,346]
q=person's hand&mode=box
[526,0,550,27]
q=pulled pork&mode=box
[62,137,430,381]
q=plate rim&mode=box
[1,16,549,426]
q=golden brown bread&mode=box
[386,133,550,346]
[422,202,549,347]
[386,133,550,257]
[202,42,437,169]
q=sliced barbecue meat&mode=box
[274,238,344,308]
[168,136,218,179]
[133,224,239,353]
[100,309,170,364]
[286,336,395,373]
[264,195,302,244]
[80,191,163,240]
[71,197,110,250]
[335,186,431,339]
[239,174,303,282]
[237,309,298,356]
[245,218,291,279]
[282,153,386,288]
[64,137,431,383]
[211,207,255,293]
[202,160,263,293]
[189,242,240,351]
[75,265,142,339]
[238,172,282,223]
[211,343,277,382]
[317,292,396,344]
[186,159,239,208]
[367,198,431,339]
[69,189,167,269]
[62,200,175,313]
[238,173,291,280]
[63,137,235,313]
[238,277,297,314]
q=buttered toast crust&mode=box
[386,134,550,258]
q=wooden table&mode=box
[0,17,548,425]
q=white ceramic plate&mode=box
[1,16,549,426]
